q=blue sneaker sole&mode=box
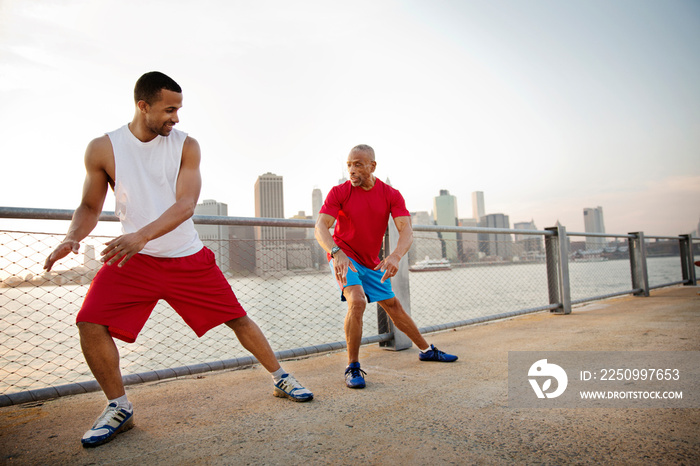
[419,355,458,362]
[81,417,134,448]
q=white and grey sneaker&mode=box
[81,402,134,447]
[273,374,314,402]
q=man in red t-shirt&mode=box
[315,144,458,389]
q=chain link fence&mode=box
[407,231,549,329]
[1,212,696,403]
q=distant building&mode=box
[194,199,230,272]
[514,220,543,258]
[84,244,100,271]
[583,206,606,251]
[409,211,441,265]
[478,213,514,260]
[458,218,479,262]
[311,191,327,269]
[312,188,323,221]
[254,172,285,273]
[287,211,314,270]
[433,190,459,261]
[471,191,485,222]
[229,224,256,275]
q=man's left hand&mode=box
[101,232,148,267]
[375,253,401,283]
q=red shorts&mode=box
[77,247,246,343]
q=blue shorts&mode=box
[329,256,395,303]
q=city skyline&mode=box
[1,1,699,237]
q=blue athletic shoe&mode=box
[345,362,366,389]
[419,344,458,362]
[81,402,134,448]
[274,374,314,402]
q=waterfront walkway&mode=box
[1,286,698,465]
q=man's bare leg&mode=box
[225,316,281,372]
[226,316,313,402]
[379,296,458,362]
[342,285,367,364]
[78,322,126,399]
[377,297,429,350]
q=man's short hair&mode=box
[351,144,375,161]
[134,71,182,104]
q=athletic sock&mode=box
[271,367,287,383]
[419,345,431,353]
[109,394,132,411]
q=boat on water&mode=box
[409,257,452,272]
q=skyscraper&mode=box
[409,211,442,265]
[478,213,513,260]
[312,188,323,221]
[254,172,285,273]
[194,199,230,272]
[433,189,459,261]
[287,211,314,270]
[514,219,543,259]
[472,191,485,221]
[255,172,284,221]
[458,218,479,262]
[583,206,606,251]
[311,187,326,268]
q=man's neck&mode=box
[127,121,158,143]
[359,175,376,191]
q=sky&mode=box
[1,0,699,237]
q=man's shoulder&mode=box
[172,127,189,140]
[329,180,351,195]
[374,178,403,196]
[86,134,114,158]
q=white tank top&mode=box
[108,124,203,258]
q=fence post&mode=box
[377,216,412,351]
[545,225,571,314]
[679,234,697,286]
[628,232,650,296]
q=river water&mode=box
[0,256,686,393]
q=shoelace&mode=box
[93,404,123,428]
[346,367,367,378]
[432,347,447,360]
[280,375,302,390]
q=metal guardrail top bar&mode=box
[567,231,635,239]
[645,235,688,241]
[0,207,553,235]
[0,207,693,238]
[0,207,313,228]
[0,207,118,222]
[412,224,552,236]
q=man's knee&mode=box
[77,321,109,336]
[379,297,406,317]
[344,287,367,315]
[225,315,251,331]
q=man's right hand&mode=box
[44,240,80,272]
[332,250,357,287]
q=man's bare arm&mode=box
[374,215,413,282]
[101,136,202,267]
[315,213,356,286]
[44,137,112,271]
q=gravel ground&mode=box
[1,285,698,465]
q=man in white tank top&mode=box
[44,72,313,448]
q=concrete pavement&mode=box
[1,285,699,465]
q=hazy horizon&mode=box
[1,0,698,236]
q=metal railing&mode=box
[1,206,696,406]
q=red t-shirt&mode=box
[319,178,410,269]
